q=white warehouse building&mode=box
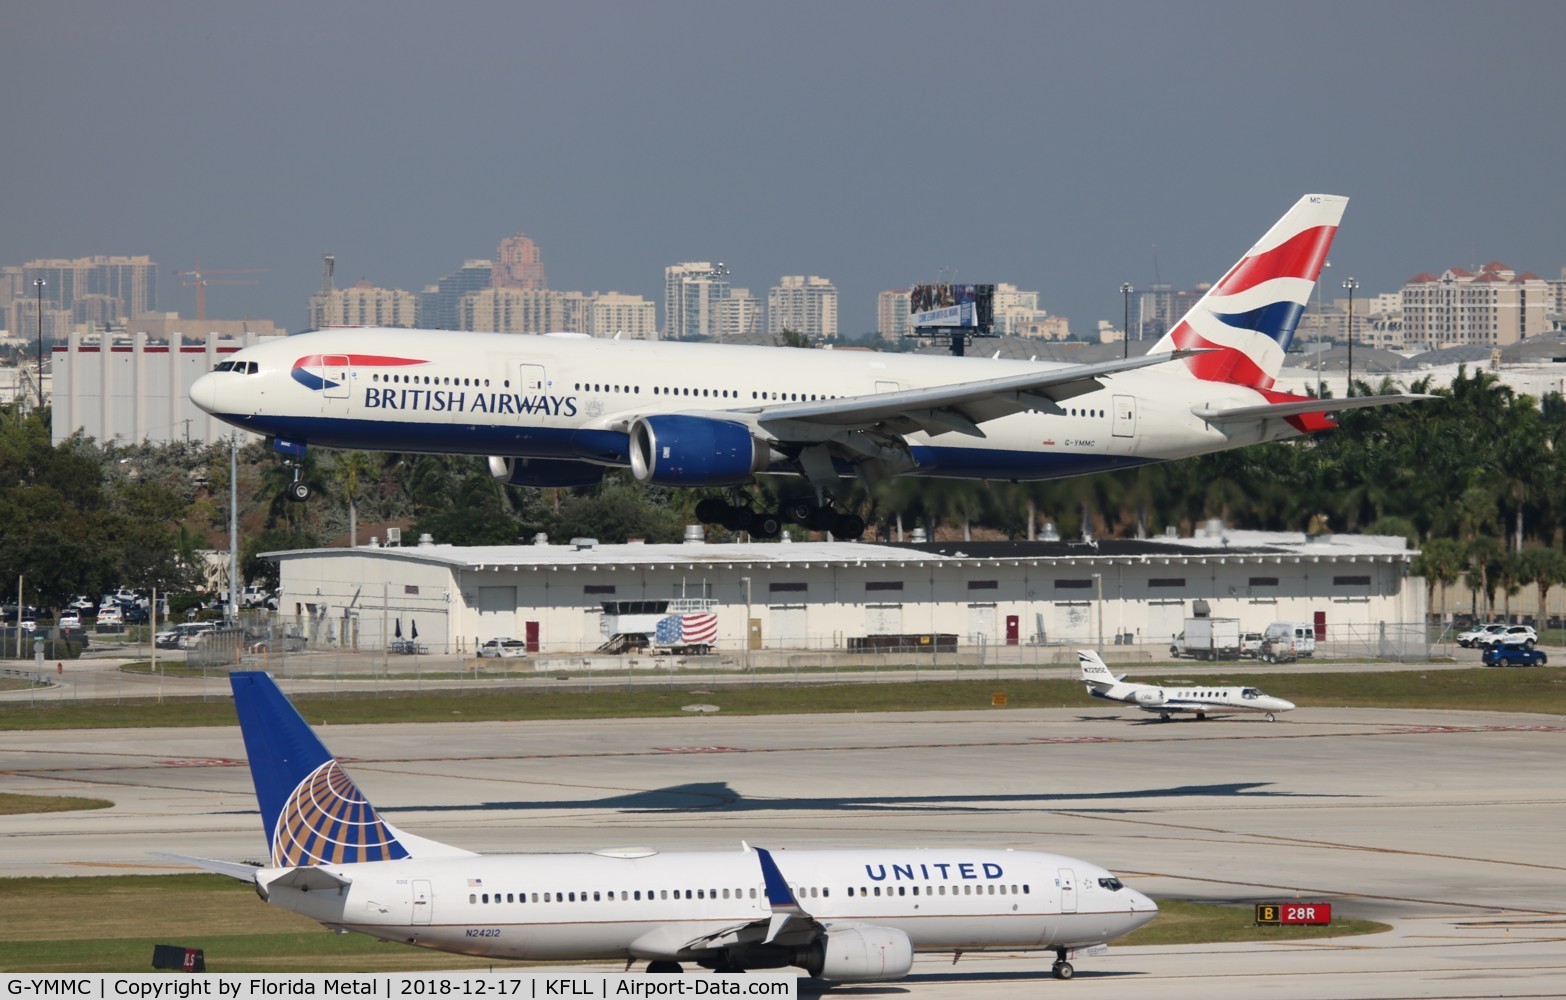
[267,529,1425,659]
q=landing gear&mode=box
[1265,712,1277,722]
[781,496,864,538]
[645,960,682,974]
[1052,949,1074,979]
[287,478,311,502]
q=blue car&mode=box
[1482,644,1548,667]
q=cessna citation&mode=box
[1078,650,1296,722]
[165,672,1157,981]
[189,194,1426,538]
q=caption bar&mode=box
[2,975,796,1000]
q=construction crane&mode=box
[176,262,268,322]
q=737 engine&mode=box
[798,927,914,981]
[628,415,772,487]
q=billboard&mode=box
[909,283,995,332]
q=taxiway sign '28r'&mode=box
[189,194,1427,538]
[163,672,1158,982]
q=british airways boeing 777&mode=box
[163,672,1157,981]
[189,195,1427,538]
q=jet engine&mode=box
[1134,689,1166,706]
[627,415,771,487]
[797,926,914,982]
[487,456,606,488]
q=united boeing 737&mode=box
[165,672,1157,981]
[1078,650,1296,721]
[190,194,1427,538]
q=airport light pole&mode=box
[1342,277,1359,397]
[32,278,46,407]
[739,576,752,671]
[1120,283,1133,358]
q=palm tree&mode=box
[333,451,376,547]
[1411,537,1464,626]
[1517,547,1566,631]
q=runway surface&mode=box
[3,702,1564,997]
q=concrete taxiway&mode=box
[2,703,1564,997]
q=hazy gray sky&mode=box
[6,1,1563,336]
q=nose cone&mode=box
[1126,889,1159,931]
[190,372,220,414]
[1273,698,1296,712]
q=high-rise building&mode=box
[1135,282,1207,344]
[768,275,838,341]
[991,283,1055,336]
[14,255,157,323]
[419,260,494,330]
[877,289,911,341]
[495,234,546,290]
[585,291,658,339]
[664,262,734,339]
[309,282,418,329]
[1400,263,1551,348]
[457,287,578,333]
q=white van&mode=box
[1264,621,1316,657]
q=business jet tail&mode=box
[1148,194,1346,389]
[230,671,472,867]
[1076,650,1123,688]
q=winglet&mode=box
[756,846,809,943]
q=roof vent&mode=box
[572,537,598,550]
[367,536,379,548]
[684,524,705,544]
[417,533,435,547]
[1039,521,1060,542]
[533,532,549,545]
[910,527,927,543]
[1164,526,1178,538]
[1204,517,1225,538]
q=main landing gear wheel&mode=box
[1052,950,1074,979]
[287,480,311,502]
[645,961,682,974]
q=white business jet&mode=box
[1078,650,1296,721]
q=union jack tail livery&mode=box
[1149,194,1346,389]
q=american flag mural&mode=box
[655,613,718,645]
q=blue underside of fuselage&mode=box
[218,413,1155,481]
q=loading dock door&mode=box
[477,586,518,640]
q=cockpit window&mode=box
[213,360,237,372]
[1098,877,1123,891]
[211,360,258,374]
[1242,687,1260,699]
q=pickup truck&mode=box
[1482,645,1548,667]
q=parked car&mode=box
[67,595,95,613]
[57,613,82,629]
[248,629,306,653]
[1457,623,1507,648]
[1486,625,1538,649]
[479,637,528,658]
[1482,644,1548,667]
[1239,632,1264,658]
[241,585,271,607]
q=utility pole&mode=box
[1120,283,1134,358]
[32,278,46,407]
[1343,277,1359,397]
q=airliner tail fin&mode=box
[1149,194,1346,389]
[230,671,468,867]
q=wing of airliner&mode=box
[738,349,1205,439]
[1193,392,1437,423]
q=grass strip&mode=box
[4,667,1562,732]
[0,875,1386,972]
[0,793,113,815]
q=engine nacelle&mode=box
[1134,688,1166,706]
[797,926,914,982]
[487,455,605,488]
[627,415,769,487]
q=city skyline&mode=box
[2,2,1562,340]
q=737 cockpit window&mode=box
[1098,877,1124,891]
